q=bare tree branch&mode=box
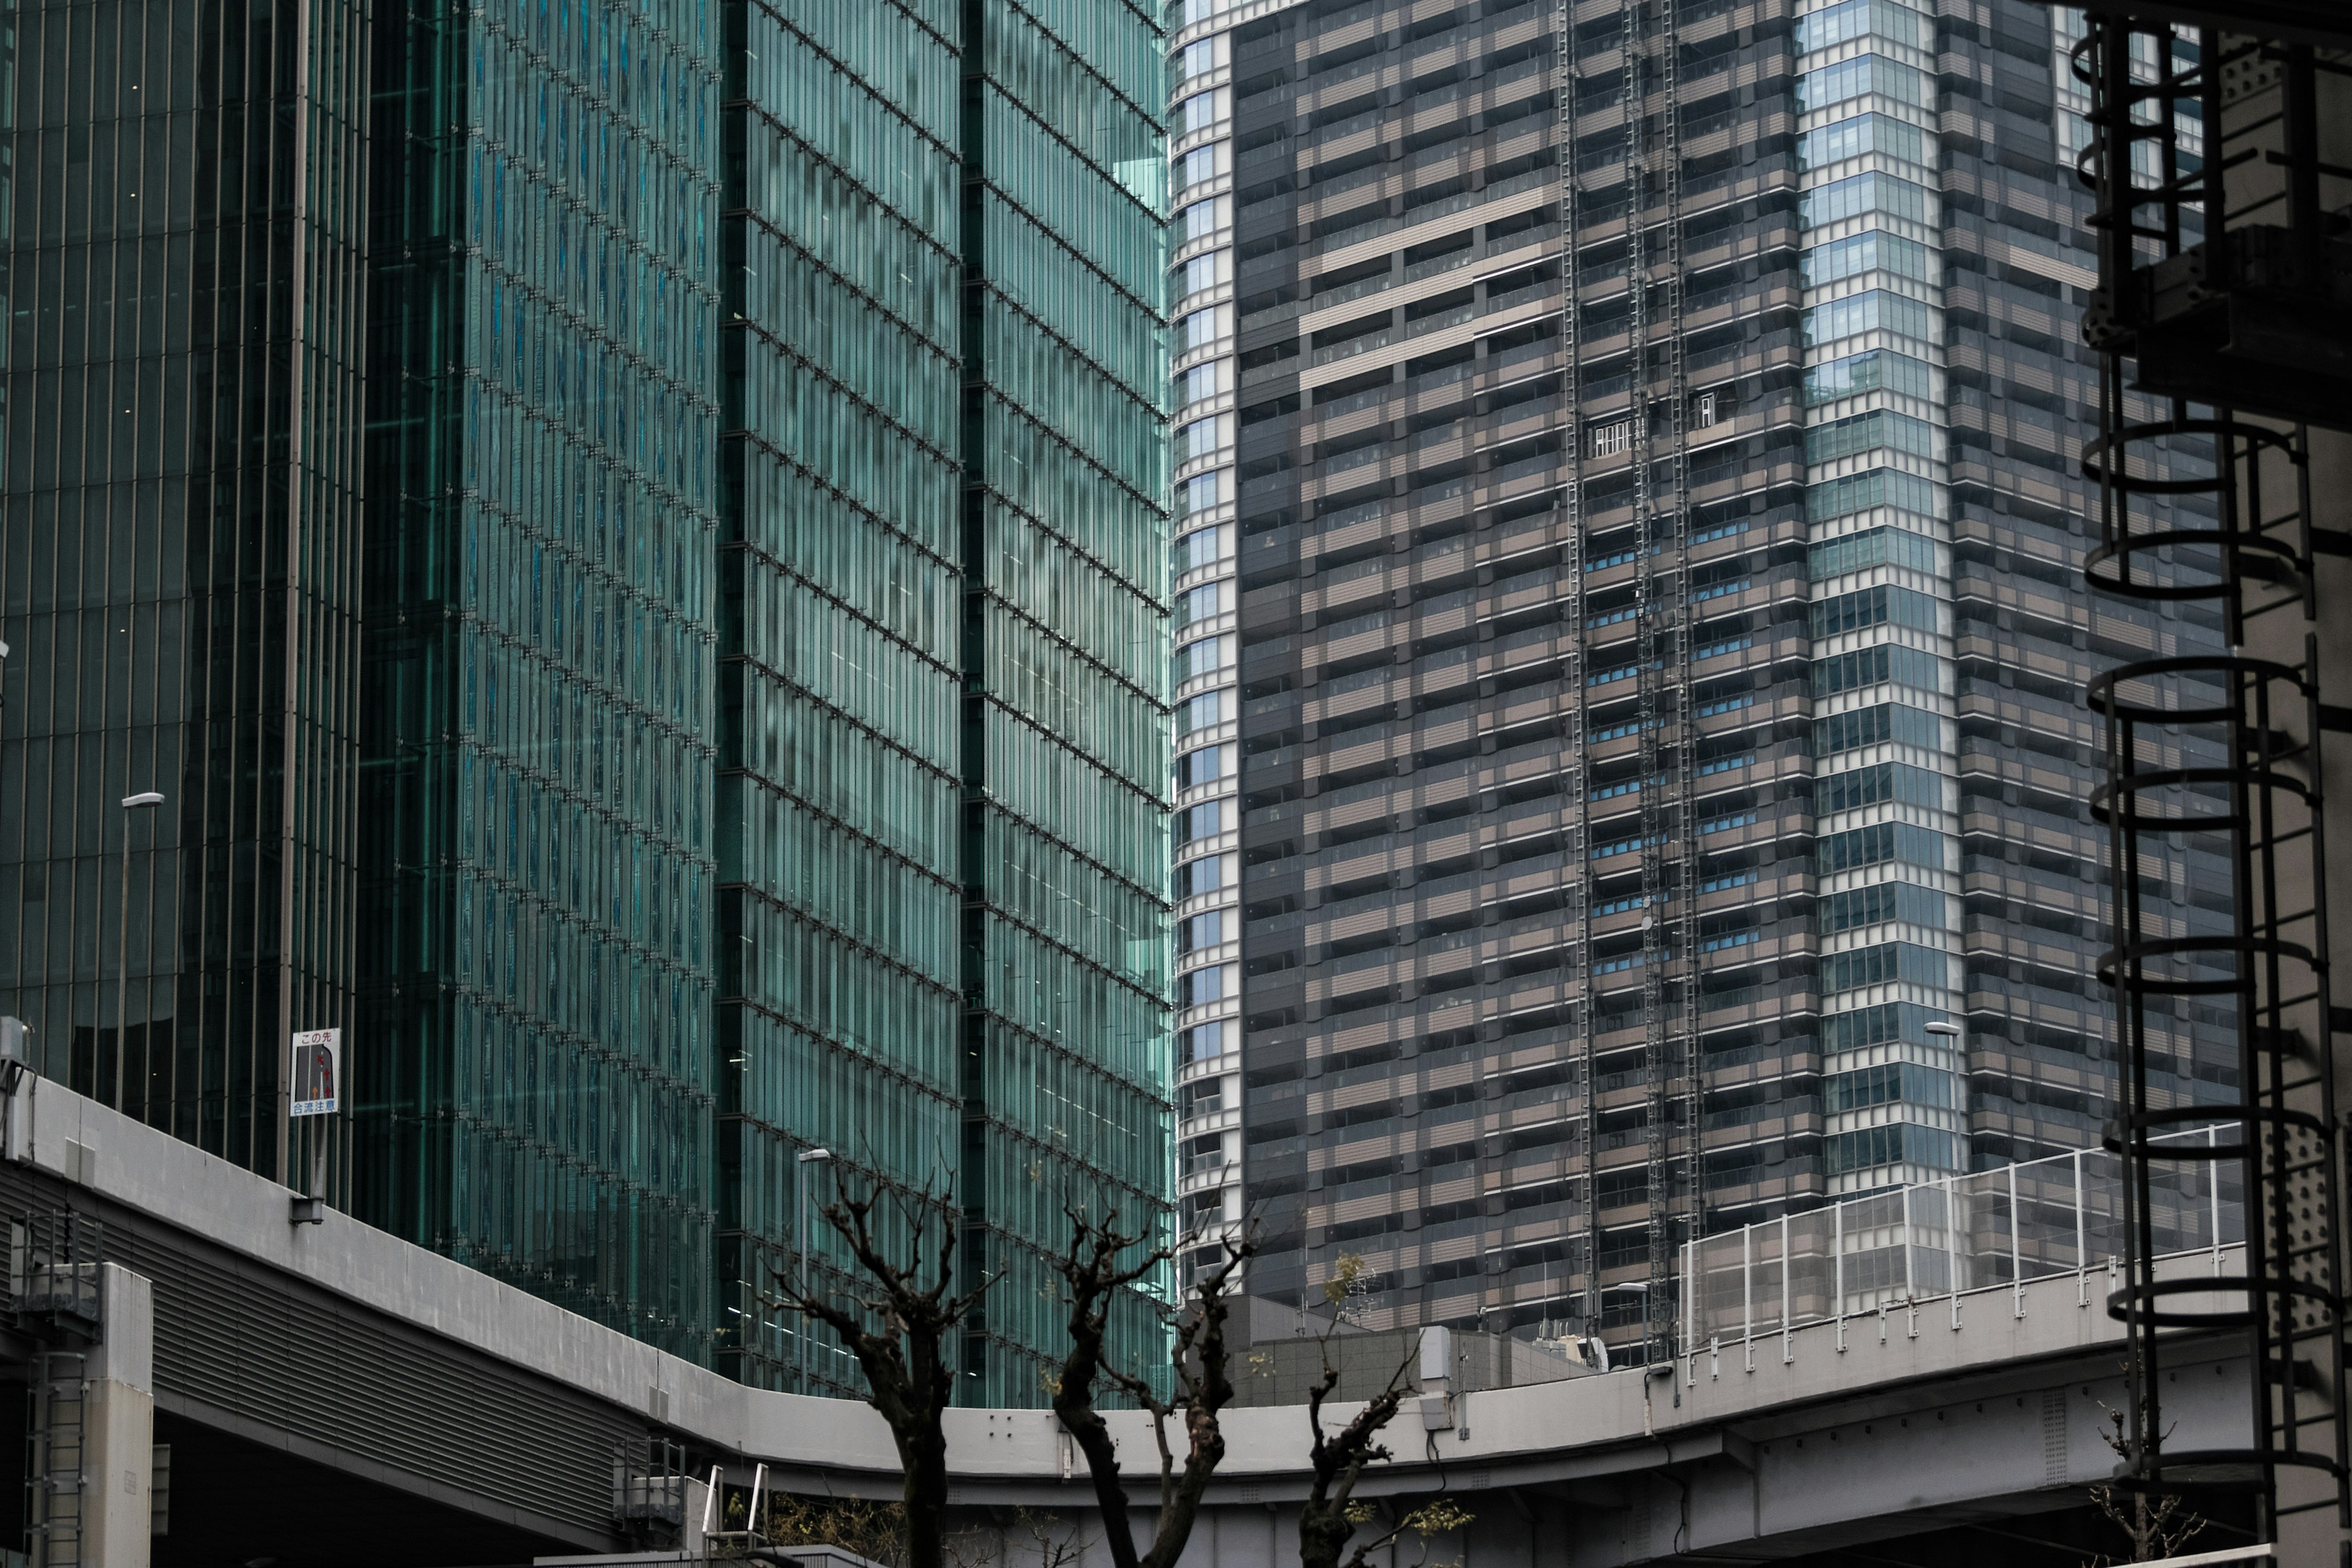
[1049,1203,1257,1568]
[772,1179,994,1568]
[1296,1256,1418,1568]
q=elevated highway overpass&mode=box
[0,1079,2261,1567]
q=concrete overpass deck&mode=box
[0,1080,2260,1567]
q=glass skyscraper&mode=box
[356,0,725,1357]
[714,0,1175,1403]
[0,0,1172,1386]
[0,0,369,1174]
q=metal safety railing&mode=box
[1681,1131,2242,1365]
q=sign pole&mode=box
[288,1028,342,1219]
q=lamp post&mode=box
[116,792,164,1115]
[1926,1016,1964,1137]
[795,1146,832,1394]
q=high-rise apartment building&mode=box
[1172,0,2225,1357]
[713,0,1176,1403]
[0,0,369,1172]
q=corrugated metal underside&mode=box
[0,1162,641,1548]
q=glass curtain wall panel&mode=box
[0,0,368,1177]
[1795,0,1968,1196]
[712,0,967,1394]
[962,0,1174,1407]
[716,0,1174,1404]
[358,0,725,1361]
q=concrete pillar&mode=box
[83,1264,153,1568]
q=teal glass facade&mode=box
[716,0,1175,1404]
[0,0,368,1176]
[358,0,724,1359]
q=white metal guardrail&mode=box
[1681,1129,2242,1369]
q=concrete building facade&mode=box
[1174,0,2226,1358]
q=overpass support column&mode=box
[85,1264,154,1568]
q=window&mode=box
[1176,801,1224,846]
[1175,248,1231,300]
[1803,229,1934,288]
[1174,852,1234,900]
[1174,634,1235,683]
[1175,688,1230,733]
[1175,524,1234,575]
[1178,36,1228,83]
[1591,419,1633,458]
[1175,360,1229,409]
[1180,197,1229,243]
[1177,470,1228,517]
[1180,89,1229,135]
[1177,964,1235,1008]
[1800,170,1932,230]
[1175,744,1234,790]
[1178,911,1226,953]
[1174,141,1230,197]
[1178,305,1231,352]
[1176,581,1228,627]
[1798,53,1929,114]
[1181,415,1228,461]
[1182,1019,1235,1061]
[1693,391,1718,428]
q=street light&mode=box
[117,792,164,1116]
[795,1147,833,1395]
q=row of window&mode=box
[1819,817,1951,874]
[731,558,959,756]
[1826,1121,1957,1174]
[734,225,960,452]
[1807,465,1943,525]
[1812,638,1944,698]
[978,908,1169,1079]
[1812,581,1942,639]
[987,502,1169,695]
[458,627,715,853]
[988,600,1169,792]
[723,670,960,868]
[1807,345,1936,404]
[983,703,1169,892]
[981,398,1171,599]
[737,113,960,351]
[752,20,956,230]
[1807,408,1939,470]
[734,459,958,666]
[764,0,959,145]
[1819,876,1947,936]
[447,861,714,1049]
[1822,938,1948,995]
[986,809,1170,988]
[728,782,959,978]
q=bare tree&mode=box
[772,1182,993,1568]
[2088,1392,2209,1564]
[1295,1256,1425,1568]
[1047,1200,1257,1568]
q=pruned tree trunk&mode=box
[1296,1365,1411,1568]
[773,1181,992,1568]
[1048,1203,1255,1568]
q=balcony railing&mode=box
[1681,1128,2242,1354]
